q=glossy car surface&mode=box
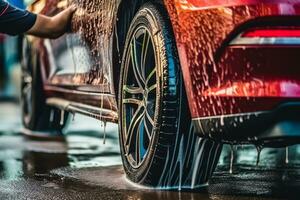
[166,0,300,144]
[23,0,300,188]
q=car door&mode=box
[64,0,119,94]
[36,0,77,87]
[35,0,118,94]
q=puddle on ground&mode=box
[0,104,121,180]
[0,102,299,199]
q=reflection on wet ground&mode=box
[0,101,299,199]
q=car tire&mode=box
[21,38,68,136]
[118,3,223,189]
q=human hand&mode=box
[27,5,77,39]
[50,5,77,37]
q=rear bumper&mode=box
[165,0,300,118]
[166,0,300,146]
[193,102,300,147]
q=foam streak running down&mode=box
[157,124,222,189]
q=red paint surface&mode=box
[30,0,300,121]
[164,0,300,118]
[184,0,299,8]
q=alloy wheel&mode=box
[21,41,33,125]
[121,26,158,168]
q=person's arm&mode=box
[0,0,76,38]
[27,6,76,39]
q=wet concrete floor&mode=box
[0,100,299,199]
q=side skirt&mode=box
[46,98,118,123]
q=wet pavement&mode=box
[0,100,299,200]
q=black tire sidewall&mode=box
[118,3,182,184]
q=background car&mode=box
[0,34,5,92]
[22,0,300,189]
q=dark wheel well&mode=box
[112,0,165,96]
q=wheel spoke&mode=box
[123,98,143,106]
[26,95,32,113]
[22,84,32,97]
[24,85,32,113]
[143,117,151,140]
[145,108,154,126]
[131,39,145,88]
[141,30,150,77]
[145,68,156,86]
[22,72,32,84]
[147,83,157,93]
[123,85,143,95]
[136,124,141,164]
[125,106,145,148]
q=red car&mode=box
[22,0,300,189]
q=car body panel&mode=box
[28,0,119,117]
[32,0,118,91]
[163,0,300,119]
[26,0,300,143]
